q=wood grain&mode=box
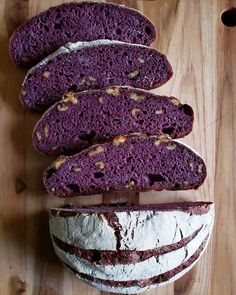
[0,0,235,294]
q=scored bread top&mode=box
[49,202,214,293]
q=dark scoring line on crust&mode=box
[50,202,212,217]
[52,226,202,265]
[102,212,123,250]
[60,235,209,288]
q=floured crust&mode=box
[49,202,214,293]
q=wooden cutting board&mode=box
[0,0,235,294]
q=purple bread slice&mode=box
[32,87,194,155]
[9,2,156,67]
[49,202,214,293]
[43,134,207,197]
[20,40,173,112]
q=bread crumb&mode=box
[128,70,139,79]
[170,97,180,106]
[63,92,78,104]
[190,162,194,171]
[43,71,50,78]
[131,108,141,117]
[155,109,163,115]
[89,146,104,156]
[44,125,49,137]
[99,96,104,104]
[55,158,66,169]
[198,164,203,173]
[138,57,145,63]
[130,93,145,101]
[88,76,96,82]
[106,87,120,96]
[113,135,126,145]
[95,161,105,169]
[36,132,42,140]
[166,143,177,150]
[57,104,68,112]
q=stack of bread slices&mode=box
[9,2,214,294]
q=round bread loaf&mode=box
[49,202,214,294]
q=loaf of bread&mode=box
[43,134,206,197]
[49,202,214,294]
[10,2,156,67]
[20,40,173,112]
[32,88,194,154]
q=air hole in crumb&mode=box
[148,174,166,186]
[145,26,152,35]
[94,172,104,179]
[126,156,133,163]
[162,127,174,135]
[79,130,96,143]
[68,84,78,92]
[123,52,128,56]
[221,8,236,27]
[54,23,62,29]
[67,184,80,191]
[125,178,137,185]
[179,104,193,116]
[128,60,132,65]
[116,28,121,34]
[46,168,56,179]
[174,183,180,189]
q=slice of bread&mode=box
[43,134,206,197]
[32,87,193,154]
[10,2,156,67]
[21,40,173,112]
